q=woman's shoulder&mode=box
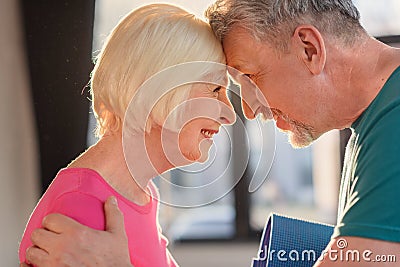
[56,167,116,200]
[32,167,110,211]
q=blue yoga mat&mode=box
[252,213,334,267]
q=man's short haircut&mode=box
[205,0,366,51]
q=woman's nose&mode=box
[218,91,236,125]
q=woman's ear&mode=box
[292,25,326,75]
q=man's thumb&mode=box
[104,196,126,234]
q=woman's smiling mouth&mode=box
[200,128,219,138]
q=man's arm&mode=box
[22,196,132,267]
[314,236,400,266]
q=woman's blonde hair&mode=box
[91,3,226,136]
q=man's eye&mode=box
[243,74,252,78]
[213,86,222,93]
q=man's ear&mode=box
[292,25,326,75]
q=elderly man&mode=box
[23,0,400,266]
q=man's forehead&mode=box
[224,44,248,70]
[223,29,258,69]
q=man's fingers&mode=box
[104,196,126,235]
[26,246,49,266]
[42,213,87,234]
[30,228,58,252]
[20,263,31,267]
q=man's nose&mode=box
[241,98,256,120]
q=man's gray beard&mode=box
[268,108,317,148]
[287,126,315,148]
[285,116,316,148]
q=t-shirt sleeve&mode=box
[334,107,400,242]
[19,191,106,265]
[49,191,106,231]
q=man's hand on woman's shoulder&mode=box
[22,196,132,267]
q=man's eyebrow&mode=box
[227,63,244,72]
[231,60,251,72]
[226,57,243,70]
[232,64,242,71]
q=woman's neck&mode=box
[68,126,192,205]
[68,131,155,205]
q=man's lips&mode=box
[275,117,291,131]
[254,106,273,120]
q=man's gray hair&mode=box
[205,0,365,50]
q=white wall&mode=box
[354,0,400,36]
[0,0,40,265]
[312,130,341,223]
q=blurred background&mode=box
[1,0,400,266]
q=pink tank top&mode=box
[19,168,178,267]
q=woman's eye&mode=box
[213,86,222,93]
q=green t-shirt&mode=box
[333,66,400,242]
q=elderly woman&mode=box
[19,3,234,266]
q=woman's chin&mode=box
[197,140,213,163]
[180,140,213,164]
[182,150,209,164]
[197,153,210,163]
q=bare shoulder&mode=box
[67,145,98,168]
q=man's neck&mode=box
[329,37,400,128]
